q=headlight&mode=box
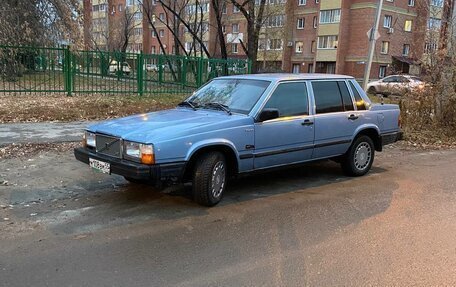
[83,131,96,148]
[124,141,155,164]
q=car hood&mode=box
[87,108,252,143]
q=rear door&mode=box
[311,80,358,159]
[254,81,314,169]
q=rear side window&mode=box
[312,81,345,114]
[338,81,354,111]
[349,82,367,110]
[263,82,308,117]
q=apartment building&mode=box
[83,0,449,79]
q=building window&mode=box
[404,20,412,32]
[159,13,165,21]
[185,42,193,52]
[267,15,285,27]
[267,39,283,50]
[295,41,303,53]
[297,18,305,29]
[319,9,341,24]
[258,39,266,50]
[317,35,338,49]
[313,16,318,28]
[159,30,164,37]
[133,28,142,36]
[386,0,393,2]
[403,44,410,56]
[408,0,415,6]
[233,5,240,13]
[126,0,135,7]
[151,46,156,54]
[151,30,156,37]
[232,43,238,54]
[311,40,316,53]
[222,3,227,14]
[428,18,442,30]
[298,0,306,6]
[381,41,389,54]
[315,0,319,3]
[232,23,239,33]
[431,0,443,7]
[118,4,122,11]
[151,0,157,5]
[383,15,392,28]
[379,65,387,78]
[308,63,313,73]
[292,64,300,74]
[425,42,437,53]
[134,12,142,20]
[222,25,226,33]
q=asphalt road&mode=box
[1,145,456,286]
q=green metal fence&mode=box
[0,45,251,95]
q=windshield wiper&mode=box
[203,102,232,115]
[177,101,198,110]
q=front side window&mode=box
[263,82,308,117]
[313,81,354,114]
[187,79,271,114]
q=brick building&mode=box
[82,0,447,79]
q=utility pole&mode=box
[362,0,384,91]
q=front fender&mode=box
[185,138,240,162]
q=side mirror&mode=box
[258,108,279,122]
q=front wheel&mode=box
[192,152,227,207]
[341,136,375,176]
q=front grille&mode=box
[96,134,122,158]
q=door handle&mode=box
[348,114,359,120]
[301,119,314,126]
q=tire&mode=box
[192,152,227,207]
[367,87,377,95]
[341,135,375,176]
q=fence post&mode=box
[158,55,163,84]
[137,52,144,96]
[196,57,203,87]
[63,45,73,96]
[247,59,252,74]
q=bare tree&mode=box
[229,0,268,73]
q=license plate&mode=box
[89,158,110,174]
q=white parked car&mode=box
[109,61,131,75]
[367,75,425,96]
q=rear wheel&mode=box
[341,136,375,176]
[367,87,377,95]
[192,152,227,207]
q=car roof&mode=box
[217,73,354,82]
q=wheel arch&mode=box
[353,127,382,151]
[183,142,239,182]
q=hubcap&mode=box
[211,161,226,198]
[354,142,372,170]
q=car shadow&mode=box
[20,159,392,236]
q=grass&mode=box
[0,93,188,123]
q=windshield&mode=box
[186,79,271,114]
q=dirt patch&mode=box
[0,93,187,123]
[0,142,79,160]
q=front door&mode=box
[254,81,314,169]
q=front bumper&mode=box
[380,131,403,146]
[74,147,186,185]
